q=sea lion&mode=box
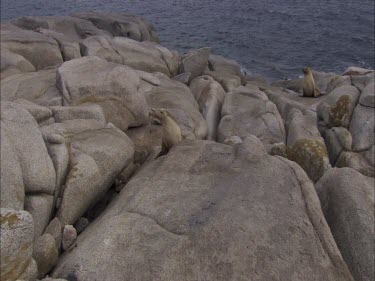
[302,67,321,97]
[149,108,182,153]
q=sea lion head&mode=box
[302,67,311,74]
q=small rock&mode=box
[33,233,59,278]
[62,225,77,251]
[270,143,287,158]
[74,217,89,234]
[172,72,191,84]
[44,217,63,252]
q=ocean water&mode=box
[1,0,374,81]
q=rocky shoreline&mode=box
[1,12,373,281]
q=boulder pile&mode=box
[1,12,373,281]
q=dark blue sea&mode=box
[1,0,374,81]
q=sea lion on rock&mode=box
[302,67,321,97]
[149,108,182,153]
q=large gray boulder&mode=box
[74,11,159,42]
[178,47,211,80]
[52,138,353,281]
[359,82,375,108]
[349,104,374,152]
[316,168,374,281]
[56,56,150,130]
[1,48,35,78]
[79,35,123,64]
[218,87,285,152]
[0,120,25,210]
[0,208,38,281]
[1,68,61,106]
[285,109,330,182]
[11,15,110,42]
[24,193,54,239]
[317,85,360,130]
[110,37,179,77]
[1,27,63,70]
[203,54,246,92]
[56,125,135,225]
[189,75,226,140]
[1,102,56,195]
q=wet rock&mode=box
[33,233,59,278]
[316,167,374,281]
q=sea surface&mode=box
[1,0,374,81]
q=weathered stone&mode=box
[172,72,191,84]
[270,142,287,158]
[12,15,110,42]
[1,28,63,70]
[33,233,59,278]
[62,225,77,251]
[349,104,374,152]
[74,217,90,234]
[52,138,353,281]
[317,85,360,129]
[51,104,106,124]
[56,56,149,130]
[325,75,352,94]
[351,72,374,91]
[190,75,226,140]
[343,66,374,76]
[1,102,56,194]
[44,217,63,251]
[24,194,54,240]
[74,11,159,42]
[324,127,352,164]
[0,121,25,210]
[36,28,81,62]
[285,109,330,182]
[110,36,179,77]
[204,54,246,92]
[336,151,375,177]
[1,48,35,78]
[218,89,285,152]
[178,47,211,80]
[14,99,53,123]
[57,126,135,225]
[0,208,36,281]
[359,82,375,108]
[0,68,61,106]
[316,167,374,281]
[79,35,122,64]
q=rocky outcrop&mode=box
[218,85,285,152]
[316,168,374,281]
[178,47,211,80]
[52,138,353,281]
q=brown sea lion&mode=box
[302,67,321,97]
[149,108,182,152]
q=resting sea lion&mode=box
[149,108,182,153]
[302,67,321,97]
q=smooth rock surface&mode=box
[349,104,374,152]
[316,168,374,281]
[52,138,353,281]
